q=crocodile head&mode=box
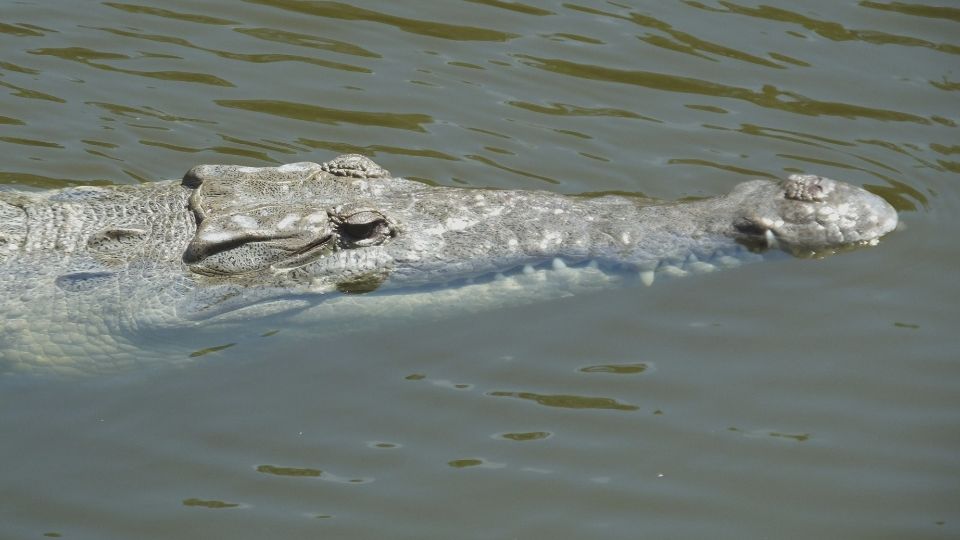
[177,157,898,319]
[724,174,899,256]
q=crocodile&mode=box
[0,154,897,375]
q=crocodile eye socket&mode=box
[329,206,395,247]
[734,217,766,236]
[341,215,387,239]
[783,174,833,202]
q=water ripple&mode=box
[234,27,380,58]
[579,363,651,375]
[0,80,65,103]
[256,464,321,477]
[666,158,777,179]
[508,100,661,123]
[86,102,215,124]
[566,3,787,68]
[516,55,933,124]
[488,391,639,411]
[467,0,555,17]
[465,154,560,184]
[689,1,960,55]
[138,139,278,163]
[296,139,458,162]
[0,136,63,149]
[0,22,47,37]
[182,497,242,509]
[245,0,519,42]
[930,78,960,92]
[0,61,39,74]
[102,2,238,25]
[94,26,372,73]
[0,172,113,189]
[497,431,552,441]
[0,115,25,126]
[215,99,433,132]
[859,1,960,24]
[28,47,234,87]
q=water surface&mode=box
[1,1,957,538]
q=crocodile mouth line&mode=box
[270,233,337,271]
[187,233,337,278]
[404,244,769,292]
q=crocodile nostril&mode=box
[734,218,766,236]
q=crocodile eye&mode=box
[341,213,387,238]
[329,206,395,247]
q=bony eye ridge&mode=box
[328,204,397,248]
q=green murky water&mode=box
[1,1,958,538]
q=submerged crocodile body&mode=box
[0,154,897,374]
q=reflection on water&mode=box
[497,431,551,441]
[103,2,239,25]
[244,0,520,42]
[182,498,242,509]
[215,99,433,130]
[487,391,641,411]
[29,47,236,87]
[692,0,960,53]
[95,25,375,73]
[579,362,651,374]
[727,426,811,443]
[517,54,934,124]
[1,0,958,538]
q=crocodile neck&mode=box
[1,183,193,264]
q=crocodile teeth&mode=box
[552,258,567,270]
[715,256,741,269]
[764,230,779,249]
[640,270,655,287]
[688,261,716,274]
[522,264,535,275]
[659,265,687,278]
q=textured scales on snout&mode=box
[0,154,897,374]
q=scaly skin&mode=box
[0,155,897,374]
